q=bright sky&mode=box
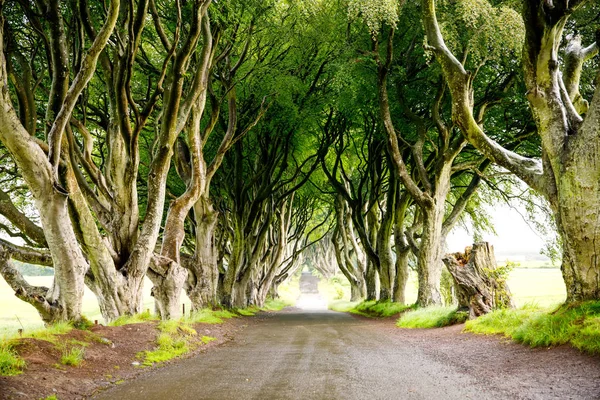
[446,202,548,260]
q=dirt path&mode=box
[91,308,600,400]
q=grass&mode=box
[109,310,158,326]
[261,298,293,311]
[328,300,359,313]
[464,304,543,336]
[60,346,85,367]
[396,306,468,328]
[351,300,415,318]
[234,307,258,316]
[465,301,600,354]
[137,318,218,367]
[0,342,26,376]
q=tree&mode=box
[422,0,600,301]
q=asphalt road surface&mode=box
[92,274,600,400]
[92,310,600,399]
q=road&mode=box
[92,313,600,399]
[92,275,600,400]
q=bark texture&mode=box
[443,242,514,319]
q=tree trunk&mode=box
[0,99,88,323]
[148,255,188,319]
[186,198,219,310]
[415,205,444,307]
[443,242,514,319]
[393,247,410,304]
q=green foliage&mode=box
[109,310,158,327]
[348,0,399,34]
[465,302,600,354]
[436,0,525,65]
[396,306,468,328]
[0,342,25,376]
[60,346,85,367]
[485,261,516,308]
[41,396,59,400]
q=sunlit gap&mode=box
[296,271,328,311]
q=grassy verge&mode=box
[465,301,600,354]
[329,300,414,318]
[137,319,214,366]
[396,306,468,328]
[1,302,292,375]
[109,310,158,327]
[328,300,359,313]
[351,300,414,318]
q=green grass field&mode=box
[323,267,566,308]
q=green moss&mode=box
[0,342,26,376]
[465,301,600,355]
[396,306,468,328]
[201,335,216,344]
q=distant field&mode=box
[323,267,566,309]
[497,259,559,269]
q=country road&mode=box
[92,296,600,399]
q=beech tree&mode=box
[422,0,600,301]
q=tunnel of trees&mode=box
[0,0,598,323]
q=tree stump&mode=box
[442,242,514,319]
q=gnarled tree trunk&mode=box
[443,242,514,318]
